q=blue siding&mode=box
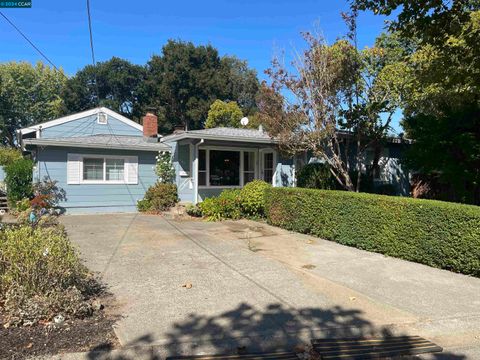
[41,114,142,138]
[0,166,5,182]
[36,146,157,213]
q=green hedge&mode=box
[4,158,34,206]
[265,188,480,277]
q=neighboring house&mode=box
[18,107,410,213]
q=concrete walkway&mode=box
[59,214,480,359]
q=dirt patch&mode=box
[0,295,120,360]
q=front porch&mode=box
[173,139,285,204]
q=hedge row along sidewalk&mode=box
[265,188,480,277]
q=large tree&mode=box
[356,1,480,203]
[258,23,400,191]
[140,40,260,133]
[62,57,146,120]
[0,61,66,146]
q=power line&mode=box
[85,0,100,106]
[0,11,68,79]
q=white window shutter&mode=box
[67,153,81,184]
[125,156,138,184]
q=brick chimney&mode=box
[143,112,158,138]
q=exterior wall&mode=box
[0,166,5,182]
[41,113,142,138]
[305,143,410,196]
[35,146,157,213]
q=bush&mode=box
[186,204,202,217]
[32,177,67,209]
[297,163,337,190]
[137,183,178,212]
[0,225,99,325]
[265,187,480,277]
[239,180,271,218]
[0,147,22,167]
[5,158,33,206]
[199,189,242,221]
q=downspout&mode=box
[193,139,204,205]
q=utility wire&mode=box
[0,11,68,79]
[85,0,100,106]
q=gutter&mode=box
[161,133,278,144]
[23,139,171,152]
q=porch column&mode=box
[192,139,204,204]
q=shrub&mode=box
[239,180,271,218]
[32,177,67,209]
[4,158,33,206]
[137,183,178,212]
[0,147,22,167]
[0,225,99,325]
[155,151,175,184]
[199,189,242,221]
[297,163,337,190]
[265,187,480,277]
[186,204,202,217]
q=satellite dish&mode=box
[240,117,249,126]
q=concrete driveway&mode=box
[61,214,480,359]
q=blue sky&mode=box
[1,0,400,130]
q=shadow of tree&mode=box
[85,302,468,359]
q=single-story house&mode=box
[18,107,409,213]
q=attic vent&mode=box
[97,113,108,125]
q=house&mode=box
[18,107,409,213]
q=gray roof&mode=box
[162,127,276,144]
[23,134,170,152]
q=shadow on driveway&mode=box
[86,302,466,360]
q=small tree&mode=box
[155,151,175,184]
[205,100,244,128]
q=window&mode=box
[83,158,104,180]
[97,113,108,124]
[67,154,137,185]
[209,150,240,186]
[198,149,207,186]
[197,148,264,188]
[263,152,274,183]
[243,151,255,184]
[106,158,125,181]
[81,156,127,183]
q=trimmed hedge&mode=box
[265,188,480,277]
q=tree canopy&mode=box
[62,57,146,120]
[0,61,66,146]
[205,100,244,128]
[140,40,259,133]
[355,1,480,204]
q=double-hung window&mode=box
[82,157,125,183]
[67,154,138,185]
